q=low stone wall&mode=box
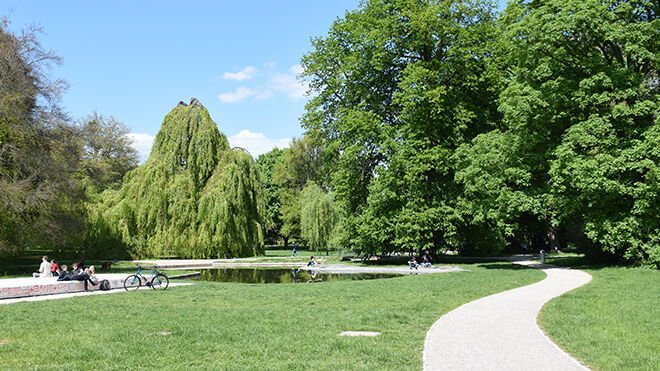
[0,274,128,300]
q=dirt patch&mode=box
[155,331,172,336]
[0,340,12,345]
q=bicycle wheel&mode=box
[150,273,169,290]
[124,274,141,291]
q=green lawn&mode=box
[0,261,543,370]
[540,257,660,371]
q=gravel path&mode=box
[423,255,592,370]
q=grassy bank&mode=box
[0,261,543,370]
[540,257,660,371]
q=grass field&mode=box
[0,261,543,370]
[540,257,660,371]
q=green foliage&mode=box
[302,0,502,256]
[77,111,139,193]
[299,181,339,253]
[456,0,659,264]
[0,23,84,257]
[256,148,285,244]
[91,100,264,258]
[271,135,329,244]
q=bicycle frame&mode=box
[132,266,159,284]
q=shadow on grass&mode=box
[544,256,615,271]
[475,262,536,270]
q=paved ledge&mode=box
[0,274,128,300]
[0,282,193,305]
[135,259,465,274]
[298,264,464,275]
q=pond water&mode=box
[195,268,398,284]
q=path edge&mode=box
[422,256,593,370]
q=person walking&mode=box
[292,242,300,257]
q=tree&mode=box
[458,0,659,265]
[300,181,339,255]
[0,21,83,257]
[256,147,285,245]
[301,0,502,256]
[77,111,139,193]
[91,99,264,258]
[273,135,328,246]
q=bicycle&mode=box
[124,265,169,291]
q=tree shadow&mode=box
[543,256,616,271]
[476,262,536,270]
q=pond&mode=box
[194,268,398,284]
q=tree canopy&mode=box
[302,0,502,256]
[90,99,264,258]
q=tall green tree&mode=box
[91,99,264,258]
[273,135,328,246]
[256,147,285,245]
[302,0,502,256]
[457,0,659,265]
[0,22,83,257]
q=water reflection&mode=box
[196,268,397,284]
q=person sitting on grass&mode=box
[421,255,433,268]
[408,257,419,270]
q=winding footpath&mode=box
[423,255,592,371]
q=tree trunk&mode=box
[545,214,561,253]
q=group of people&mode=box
[33,255,100,289]
[33,255,60,278]
[408,254,433,270]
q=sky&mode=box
[4,0,507,161]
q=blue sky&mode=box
[4,0,507,161]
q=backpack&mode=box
[99,280,111,291]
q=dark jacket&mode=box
[57,271,73,281]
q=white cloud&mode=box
[289,64,304,75]
[218,63,309,103]
[269,66,308,100]
[227,129,291,157]
[126,133,155,163]
[218,87,258,103]
[222,66,257,81]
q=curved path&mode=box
[423,255,592,371]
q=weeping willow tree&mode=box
[89,99,264,258]
[300,181,338,255]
